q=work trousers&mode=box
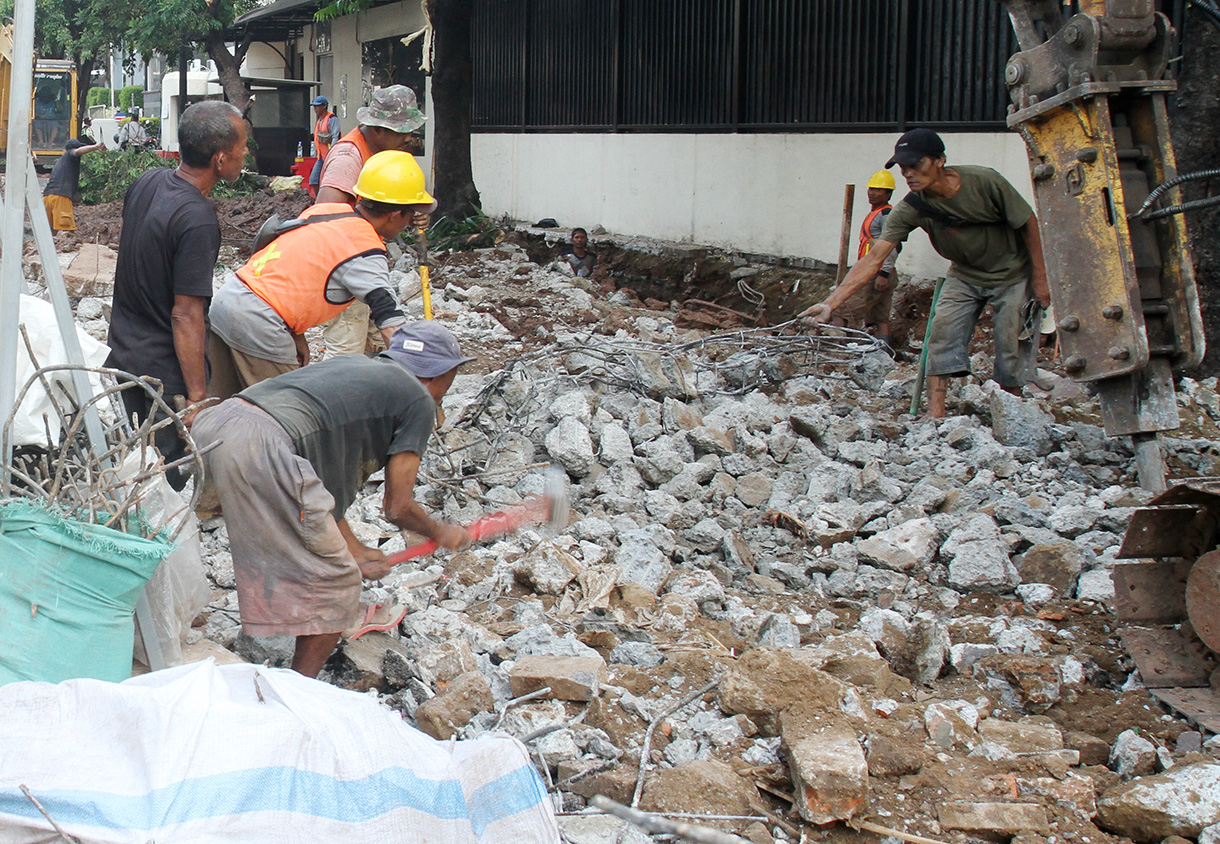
[925,275,1034,389]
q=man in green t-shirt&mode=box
[801,129,1049,417]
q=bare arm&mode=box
[292,332,311,367]
[74,142,106,156]
[384,450,470,549]
[799,239,899,323]
[171,294,209,426]
[315,185,355,205]
[1019,213,1050,306]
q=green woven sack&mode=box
[0,500,173,685]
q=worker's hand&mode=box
[292,333,311,368]
[412,212,431,231]
[1032,272,1051,308]
[355,546,392,580]
[798,303,834,326]
[433,523,471,551]
[873,275,890,292]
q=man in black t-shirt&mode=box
[106,100,249,489]
[42,137,105,231]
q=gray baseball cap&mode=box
[357,85,426,134]
[381,321,475,378]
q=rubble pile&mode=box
[35,217,1220,843]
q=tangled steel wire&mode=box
[2,331,207,540]
[420,321,885,493]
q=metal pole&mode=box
[0,0,37,487]
[910,278,945,416]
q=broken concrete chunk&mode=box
[509,654,607,701]
[1110,729,1158,779]
[641,759,757,817]
[413,671,494,740]
[62,243,118,297]
[546,416,596,477]
[781,709,868,824]
[973,653,1062,713]
[866,734,926,777]
[1015,541,1085,596]
[511,539,582,595]
[924,700,979,750]
[989,389,1056,455]
[1097,761,1220,842]
[719,648,847,735]
[613,529,673,594]
[856,517,938,572]
[939,802,1050,835]
[978,718,1064,753]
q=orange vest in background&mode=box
[858,204,893,260]
[236,203,387,333]
[313,111,337,159]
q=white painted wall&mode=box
[471,132,1036,279]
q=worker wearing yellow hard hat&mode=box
[850,169,902,345]
[206,150,435,398]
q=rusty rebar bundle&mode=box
[1,334,208,540]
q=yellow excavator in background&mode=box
[1000,0,1219,733]
[0,23,79,166]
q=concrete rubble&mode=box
[38,230,1220,844]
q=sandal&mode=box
[342,603,407,641]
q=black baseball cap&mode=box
[885,128,945,168]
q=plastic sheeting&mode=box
[0,660,561,843]
[11,293,110,447]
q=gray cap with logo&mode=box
[381,321,475,378]
[357,85,427,134]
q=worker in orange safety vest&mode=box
[308,95,341,195]
[206,151,436,398]
[855,169,901,345]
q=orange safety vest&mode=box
[858,204,893,260]
[313,111,337,160]
[236,204,387,333]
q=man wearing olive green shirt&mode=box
[801,129,1049,418]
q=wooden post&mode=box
[836,184,856,284]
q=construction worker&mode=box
[856,169,900,345]
[801,128,1049,418]
[308,95,340,196]
[192,321,474,678]
[207,150,434,398]
[42,137,106,231]
[315,85,433,358]
[106,101,248,490]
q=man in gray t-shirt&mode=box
[192,321,475,677]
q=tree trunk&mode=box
[427,0,481,221]
[203,28,254,123]
[75,55,94,139]
[1171,10,1220,375]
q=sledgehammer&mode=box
[385,469,570,567]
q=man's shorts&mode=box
[192,399,362,638]
[926,275,1034,389]
[207,333,298,400]
[43,194,75,231]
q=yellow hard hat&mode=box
[867,170,896,190]
[353,150,435,206]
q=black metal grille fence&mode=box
[472,0,1188,133]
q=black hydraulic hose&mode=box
[1130,167,1220,219]
[1191,0,1220,29]
[1139,194,1220,221]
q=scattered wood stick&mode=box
[851,818,954,844]
[592,795,757,844]
[20,785,81,844]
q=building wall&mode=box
[471,132,1036,279]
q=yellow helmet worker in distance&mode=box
[866,170,897,191]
